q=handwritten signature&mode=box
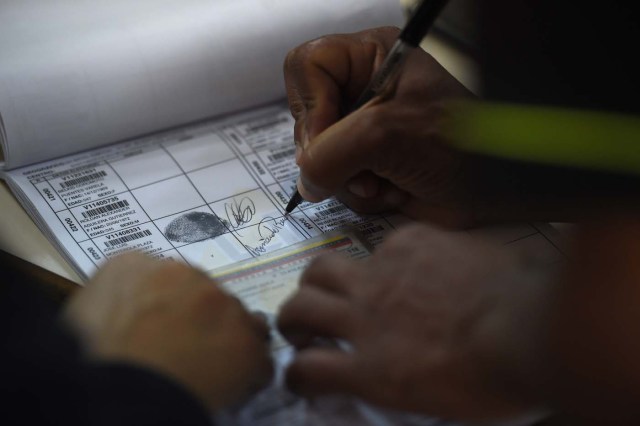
[244,216,287,256]
[224,197,256,235]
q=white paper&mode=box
[3,102,563,282]
[3,104,407,278]
[0,0,403,169]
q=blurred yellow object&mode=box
[453,101,640,176]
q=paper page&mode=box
[7,104,557,277]
[0,0,403,169]
[3,102,563,281]
[2,103,400,279]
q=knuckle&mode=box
[284,35,335,74]
[284,43,307,74]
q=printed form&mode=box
[6,103,401,279]
[5,102,561,280]
[6,102,559,425]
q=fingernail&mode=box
[348,181,368,198]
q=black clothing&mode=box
[480,1,640,114]
[0,257,211,426]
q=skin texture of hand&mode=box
[63,253,273,411]
[285,27,476,227]
[277,224,551,421]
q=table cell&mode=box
[132,175,204,219]
[165,132,236,172]
[110,147,182,189]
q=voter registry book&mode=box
[0,0,561,282]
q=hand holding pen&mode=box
[285,0,452,215]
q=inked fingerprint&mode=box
[164,211,226,243]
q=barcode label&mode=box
[315,205,349,218]
[360,225,385,236]
[104,229,152,247]
[267,147,296,162]
[60,171,107,189]
[82,200,130,219]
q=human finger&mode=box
[62,252,159,339]
[285,348,361,397]
[277,285,354,347]
[296,101,405,202]
[298,253,357,296]
[284,28,397,144]
[337,177,410,215]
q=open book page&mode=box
[0,0,402,169]
[3,102,562,281]
[2,103,402,279]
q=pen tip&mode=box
[284,190,303,215]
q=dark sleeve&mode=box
[0,259,212,426]
[479,0,640,114]
[85,363,212,426]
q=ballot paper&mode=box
[211,230,551,426]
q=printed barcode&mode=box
[360,225,385,236]
[104,229,152,247]
[82,200,130,219]
[267,147,295,162]
[59,171,107,189]
[246,117,288,133]
[315,205,349,218]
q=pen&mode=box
[285,0,450,215]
